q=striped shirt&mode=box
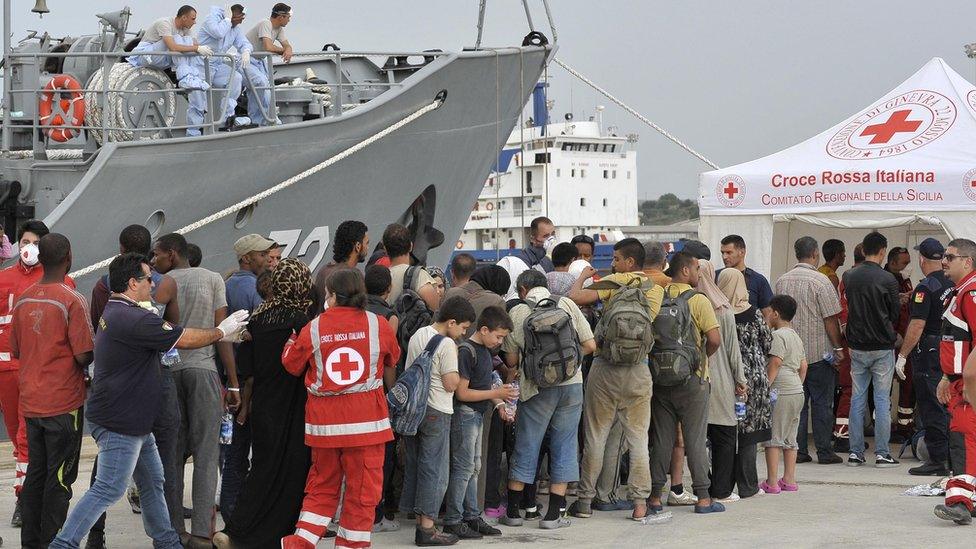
[774,263,841,365]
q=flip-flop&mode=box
[694,501,726,514]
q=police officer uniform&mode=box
[906,239,952,474]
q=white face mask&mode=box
[20,243,39,266]
[543,235,557,255]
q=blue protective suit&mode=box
[196,6,251,121]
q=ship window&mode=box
[556,169,561,177]
[534,152,550,164]
[603,170,608,179]
[562,143,569,151]
[580,198,586,206]
[581,169,586,178]
[571,169,576,177]
[602,144,608,152]
[611,145,617,153]
[234,205,254,229]
[627,171,631,179]
[491,231,496,238]
[612,170,617,179]
[525,172,533,194]
[603,198,608,207]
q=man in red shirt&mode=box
[0,220,75,526]
[934,238,976,525]
[279,269,399,549]
[10,233,94,546]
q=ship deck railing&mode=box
[1,49,450,156]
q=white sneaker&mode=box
[372,518,400,533]
[716,493,740,504]
[667,490,698,506]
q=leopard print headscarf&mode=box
[251,258,313,324]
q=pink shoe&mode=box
[778,479,798,492]
[484,505,506,518]
[759,480,781,494]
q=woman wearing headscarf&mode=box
[718,267,772,500]
[698,260,747,502]
[215,259,314,549]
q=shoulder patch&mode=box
[162,321,173,331]
[914,291,925,304]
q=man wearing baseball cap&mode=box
[221,233,276,521]
[897,238,951,476]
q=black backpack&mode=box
[520,298,582,388]
[650,287,701,386]
[394,266,434,370]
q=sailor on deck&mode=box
[244,2,294,126]
[196,4,252,129]
[128,6,213,70]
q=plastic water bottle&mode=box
[491,371,503,390]
[822,351,836,366]
[735,393,747,420]
[161,348,180,366]
[504,380,519,417]
[769,388,778,406]
[219,413,234,445]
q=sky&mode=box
[4,0,976,199]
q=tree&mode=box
[639,193,698,225]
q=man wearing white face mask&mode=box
[513,216,556,273]
[0,220,77,528]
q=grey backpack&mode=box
[522,298,582,387]
[650,286,701,386]
[590,277,656,366]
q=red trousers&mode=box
[946,380,976,511]
[283,444,385,549]
[0,370,27,496]
[834,354,852,439]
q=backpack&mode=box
[650,286,701,386]
[394,266,434,370]
[590,277,656,366]
[387,334,444,435]
[521,298,582,387]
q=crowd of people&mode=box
[1,214,976,548]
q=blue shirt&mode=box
[225,270,263,314]
[717,267,773,309]
[196,6,253,55]
[87,298,184,436]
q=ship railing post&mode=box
[267,54,277,125]
[31,53,42,157]
[335,52,343,116]
[203,56,214,135]
[100,55,110,144]
[1,0,11,153]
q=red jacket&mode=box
[282,306,400,448]
[942,270,976,376]
[0,262,75,372]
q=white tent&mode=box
[698,58,976,280]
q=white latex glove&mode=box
[240,49,251,68]
[217,309,249,341]
[895,355,907,381]
[196,44,214,57]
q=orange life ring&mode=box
[486,202,494,211]
[38,74,86,143]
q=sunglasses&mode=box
[943,254,972,262]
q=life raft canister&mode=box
[38,74,86,143]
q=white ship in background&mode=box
[458,83,639,252]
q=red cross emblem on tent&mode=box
[325,346,365,386]
[964,168,976,203]
[716,175,746,207]
[859,110,923,145]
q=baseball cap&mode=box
[234,234,277,257]
[914,238,945,260]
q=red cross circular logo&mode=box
[325,347,365,386]
[963,168,976,203]
[715,175,745,208]
[826,90,956,160]
[968,90,976,113]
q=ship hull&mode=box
[36,47,548,289]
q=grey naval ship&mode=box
[0,1,552,289]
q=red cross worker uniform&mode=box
[280,305,399,549]
[940,269,976,510]
[0,258,75,497]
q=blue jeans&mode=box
[510,383,583,484]
[50,424,181,549]
[849,349,895,457]
[444,405,484,525]
[401,409,451,518]
[797,361,837,458]
[219,418,251,523]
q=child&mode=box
[443,306,517,539]
[401,296,476,546]
[762,294,808,494]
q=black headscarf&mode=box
[470,265,511,297]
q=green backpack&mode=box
[589,277,656,366]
